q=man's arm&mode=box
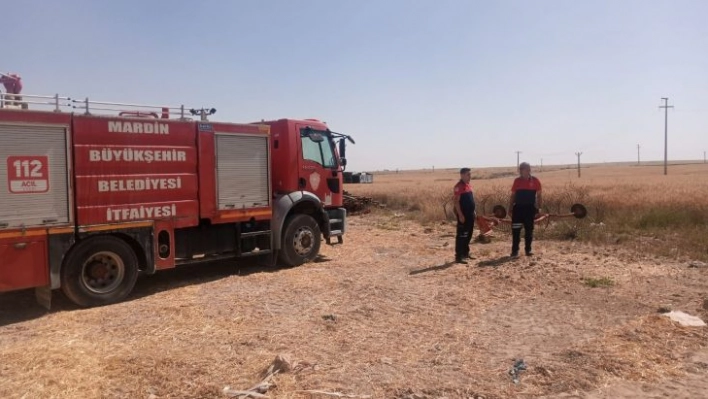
[536,191,543,210]
[472,194,477,219]
[452,185,465,222]
[454,196,464,223]
[509,182,516,217]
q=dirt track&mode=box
[1,213,707,398]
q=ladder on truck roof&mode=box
[0,91,216,121]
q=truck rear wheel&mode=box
[61,236,139,307]
[279,214,321,267]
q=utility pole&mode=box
[575,152,582,178]
[659,97,674,175]
[637,144,640,165]
[704,151,706,164]
[515,151,521,168]
[540,158,543,172]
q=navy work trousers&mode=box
[512,204,536,254]
[455,214,475,259]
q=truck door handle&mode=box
[0,222,8,228]
[14,242,28,249]
[43,218,58,224]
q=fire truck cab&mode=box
[0,93,353,308]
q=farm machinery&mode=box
[475,203,588,239]
[444,199,590,241]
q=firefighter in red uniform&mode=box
[453,167,476,264]
[0,72,23,108]
[509,162,542,257]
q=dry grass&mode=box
[1,163,708,398]
[1,214,708,398]
[531,314,706,395]
[347,163,708,261]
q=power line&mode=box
[575,152,583,178]
[659,97,674,175]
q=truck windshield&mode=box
[301,129,337,168]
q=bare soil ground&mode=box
[1,213,707,399]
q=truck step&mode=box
[329,219,343,224]
[239,249,272,258]
[241,230,272,238]
[326,235,344,246]
[175,253,237,266]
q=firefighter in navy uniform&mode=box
[453,168,476,264]
[509,162,543,257]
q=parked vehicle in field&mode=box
[0,89,354,308]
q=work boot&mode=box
[510,251,519,258]
[455,257,468,264]
[525,251,534,257]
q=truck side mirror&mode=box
[338,139,347,168]
[338,139,346,159]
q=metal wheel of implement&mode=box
[492,205,507,219]
[571,203,588,219]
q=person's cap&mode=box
[459,167,471,174]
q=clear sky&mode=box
[4,0,707,171]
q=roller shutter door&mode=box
[0,124,70,228]
[215,134,270,210]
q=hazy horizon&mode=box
[4,1,707,171]
[356,158,707,173]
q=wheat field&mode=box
[346,162,708,261]
[1,162,707,399]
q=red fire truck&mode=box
[0,92,354,308]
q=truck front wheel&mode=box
[279,214,321,267]
[60,236,140,308]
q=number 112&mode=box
[13,160,43,178]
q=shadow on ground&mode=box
[477,256,516,267]
[0,255,332,327]
[409,261,458,275]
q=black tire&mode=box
[60,235,140,308]
[278,214,321,267]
